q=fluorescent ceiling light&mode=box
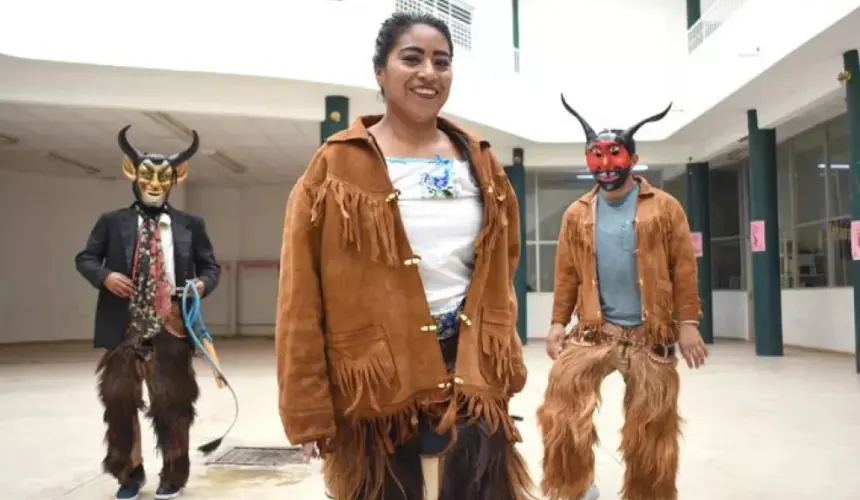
[0,133,20,146]
[574,164,649,180]
[46,152,101,175]
[143,111,196,141]
[818,163,849,170]
[207,149,249,174]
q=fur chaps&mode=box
[322,415,536,500]
[536,342,681,500]
[97,331,199,487]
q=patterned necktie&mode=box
[126,209,172,341]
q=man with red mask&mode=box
[536,95,708,500]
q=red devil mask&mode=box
[561,94,672,191]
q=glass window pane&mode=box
[536,172,591,242]
[795,222,828,288]
[710,163,741,238]
[777,142,792,230]
[538,243,557,293]
[637,169,663,189]
[776,142,795,288]
[711,237,742,289]
[526,243,537,292]
[664,172,687,211]
[526,173,536,241]
[826,114,850,219]
[829,217,851,287]
[792,125,827,224]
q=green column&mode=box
[505,148,527,345]
[685,163,713,344]
[746,110,783,356]
[686,0,701,28]
[843,50,860,372]
[320,95,349,144]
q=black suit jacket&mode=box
[75,205,221,349]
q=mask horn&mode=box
[560,93,598,144]
[620,102,673,144]
[168,130,200,166]
[117,125,142,165]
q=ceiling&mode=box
[0,102,321,186]
[671,6,860,160]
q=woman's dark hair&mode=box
[372,11,454,71]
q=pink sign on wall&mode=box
[851,220,860,261]
[690,231,703,258]
[750,220,766,252]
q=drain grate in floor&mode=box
[206,446,306,467]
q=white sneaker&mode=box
[581,482,600,500]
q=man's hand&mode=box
[301,442,319,462]
[104,272,134,298]
[678,323,708,369]
[546,323,567,360]
[195,280,206,296]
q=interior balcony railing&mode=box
[688,0,751,53]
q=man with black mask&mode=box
[75,126,220,500]
[536,96,708,500]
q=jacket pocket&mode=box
[326,324,399,414]
[479,307,523,393]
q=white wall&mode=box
[518,0,688,142]
[782,288,854,353]
[526,288,854,354]
[0,170,854,355]
[0,170,185,344]
[527,290,749,341]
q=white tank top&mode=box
[385,156,483,315]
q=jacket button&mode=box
[404,256,422,266]
[458,313,472,326]
[453,376,464,385]
[385,190,401,202]
[437,382,451,389]
[420,324,438,332]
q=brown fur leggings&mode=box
[537,340,681,500]
[96,331,199,487]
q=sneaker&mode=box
[115,466,146,500]
[155,483,183,499]
[581,482,600,500]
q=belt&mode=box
[572,322,677,363]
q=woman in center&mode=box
[275,11,534,500]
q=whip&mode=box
[181,281,239,455]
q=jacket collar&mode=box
[578,175,655,204]
[327,115,490,152]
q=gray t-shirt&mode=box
[595,184,642,327]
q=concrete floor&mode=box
[2,339,859,500]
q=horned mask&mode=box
[560,94,672,191]
[118,125,199,210]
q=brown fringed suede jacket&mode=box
[275,116,527,446]
[551,177,701,343]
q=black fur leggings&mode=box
[97,331,199,487]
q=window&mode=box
[774,113,851,288]
[524,169,664,293]
[826,114,851,286]
[526,171,592,292]
[395,0,474,50]
[790,124,828,287]
[710,162,743,289]
[664,172,687,211]
[777,141,795,288]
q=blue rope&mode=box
[181,281,239,454]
